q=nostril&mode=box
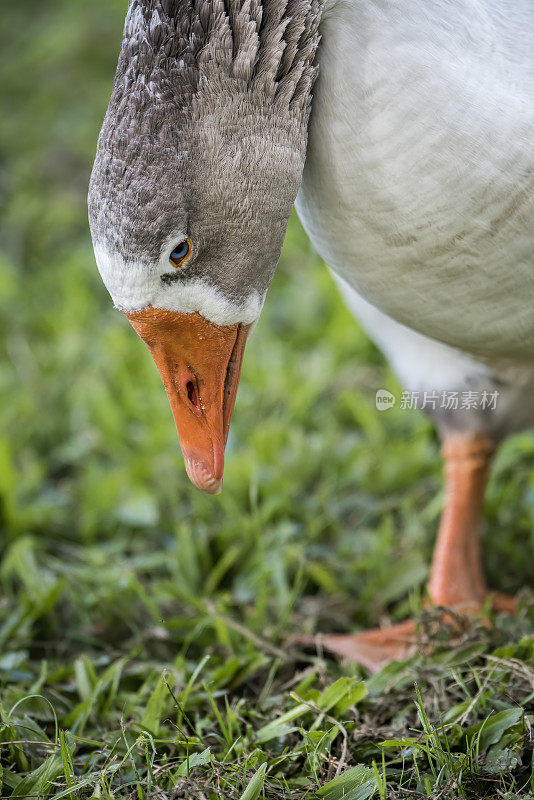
[185,379,201,411]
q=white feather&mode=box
[92,242,263,326]
[298,0,534,363]
[297,0,534,435]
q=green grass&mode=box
[1,1,534,797]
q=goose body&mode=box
[297,0,534,439]
[89,0,534,670]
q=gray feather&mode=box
[88,0,324,309]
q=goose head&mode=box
[88,0,321,493]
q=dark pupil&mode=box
[171,241,189,262]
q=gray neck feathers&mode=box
[116,0,322,131]
[89,0,323,289]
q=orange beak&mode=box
[126,308,251,494]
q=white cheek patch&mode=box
[147,279,263,325]
[92,242,263,326]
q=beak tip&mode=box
[184,457,223,495]
[196,480,223,496]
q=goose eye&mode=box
[169,238,191,268]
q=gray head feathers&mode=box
[88,0,323,320]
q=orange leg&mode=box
[428,433,493,609]
[306,433,515,672]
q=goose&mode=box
[88,0,534,672]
